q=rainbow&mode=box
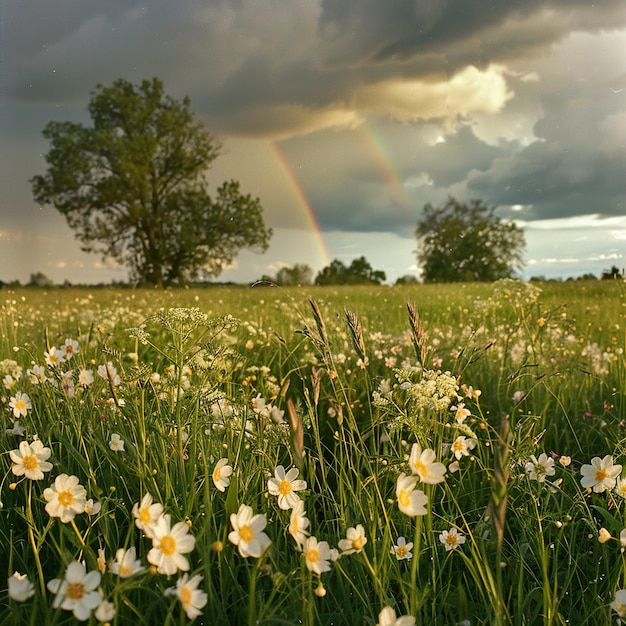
[357,124,411,213]
[267,141,332,266]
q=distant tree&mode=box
[601,265,623,280]
[577,273,598,281]
[415,197,525,283]
[275,263,313,286]
[28,272,54,287]
[315,256,386,285]
[395,274,419,285]
[31,77,271,287]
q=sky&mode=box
[1,0,625,286]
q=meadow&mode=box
[0,279,625,625]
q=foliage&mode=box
[31,78,271,287]
[273,263,314,286]
[315,256,386,285]
[416,197,525,283]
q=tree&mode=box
[275,264,313,286]
[415,197,525,283]
[31,78,271,287]
[315,256,386,285]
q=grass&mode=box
[0,279,625,625]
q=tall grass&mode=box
[0,279,625,625]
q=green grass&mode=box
[0,279,625,625]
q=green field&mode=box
[1,280,625,625]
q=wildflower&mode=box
[288,499,310,548]
[110,547,146,578]
[396,473,428,517]
[47,561,103,622]
[610,589,626,618]
[451,436,477,460]
[43,474,87,522]
[97,549,106,574]
[97,362,120,386]
[85,499,101,516]
[451,403,471,423]
[6,420,26,436]
[439,527,466,552]
[338,524,368,555]
[228,504,271,558]
[559,455,571,468]
[94,600,116,623]
[615,478,626,499]
[78,369,94,387]
[10,440,53,480]
[27,364,48,384]
[132,493,164,538]
[267,465,307,510]
[408,444,447,484]
[44,347,65,368]
[620,529,626,549]
[524,453,556,483]
[303,536,333,575]
[3,374,18,390]
[9,392,32,418]
[165,573,208,620]
[315,581,327,597]
[212,457,233,492]
[580,455,622,493]
[109,433,125,452]
[147,513,196,575]
[376,606,416,626]
[598,528,612,544]
[8,572,35,602]
[391,537,413,561]
[62,338,80,360]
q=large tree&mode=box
[415,197,525,283]
[31,78,272,287]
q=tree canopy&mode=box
[415,197,525,283]
[31,78,271,287]
[314,256,386,285]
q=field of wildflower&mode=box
[1,279,625,625]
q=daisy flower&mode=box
[439,527,466,552]
[212,458,233,492]
[110,547,146,578]
[44,347,65,368]
[580,455,622,493]
[8,572,35,602]
[396,473,428,517]
[9,392,32,418]
[267,465,307,510]
[338,524,368,555]
[10,440,53,480]
[303,536,333,575]
[62,338,80,360]
[228,504,271,558]
[43,474,87,523]
[610,589,626,618]
[47,561,102,622]
[525,453,556,483]
[109,433,125,452]
[408,443,447,484]
[376,606,416,626]
[94,601,116,623]
[451,436,477,460]
[147,514,196,575]
[132,493,164,538]
[165,573,208,620]
[390,537,413,561]
[288,499,310,548]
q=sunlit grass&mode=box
[1,279,625,625]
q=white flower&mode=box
[212,458,233,492]
[611,589,626,618]
[6,420,26,436]
[47,561,103,622]
[84,499,102,516]
[147,514,196,575]
[451,436,477,460]
[94,600,116,623]
[338,524,367,555]
[580,455,622,493]
[165,573,208,620]
[525,453,556,483]
[376,606,415,626]
[43,474,87,523]
[109,433,125,452]
[439,527,466,552]
[62,338,80,360]
[303,536,333,575]
[132,493,164,538]
[288,499,310,548]
[408,443,447,484]
[396,473,428,517]
[9,392,32,418]
[390,537,413,561]
[8,572,35,602]
[10,440,53,480]
[97,361,120,386]
[267,465,307,510]
[110,547,146,578]
[228,504,271,558]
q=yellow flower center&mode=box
[179,586,193,607]
[139,508,152,525]
[413,461,427,477]
[352,536,365,550]
[596,468,608,482]
[239,525,254,543]
[213,468,222,483]
[119,564,133,576]
[66,582,85,600]
[278,480,292,496]
[445,533,458,546]
[58,490,74,507]
[15,400,26,412]
[306,548,319,564]
[396,546,408,558]
[453,441,464,452]
[160,535,177,556]
[398,490,411,507]
[22,455,38,471]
